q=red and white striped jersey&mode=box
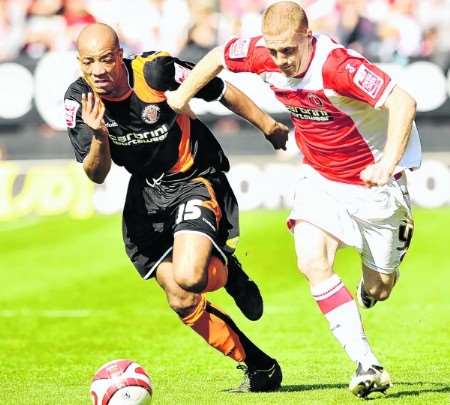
[223,34,421,185]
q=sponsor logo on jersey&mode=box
[104,120,118,128]
[229,38,250,59]
[109,124,169,146]
[64,99,79,128]
[141,104,160,124]
[286,105,332,121]
[307,94,324,108]
[353,64,384,98]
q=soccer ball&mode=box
[90,359,152,405]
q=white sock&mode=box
[311,274,380,369]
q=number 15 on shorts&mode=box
[176,199,203,224]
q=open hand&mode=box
[81,92,105,131]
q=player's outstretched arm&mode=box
[221,82,289,151]
[81,92,111,184]
[360,85,416,187]
[166,46,225,113]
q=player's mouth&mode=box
[93,79,111,87]
[281,65,295,75]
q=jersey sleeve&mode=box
[323,48,395,108]
[64,82,95,163]
[143,54,226,101]
[223,36,262,73]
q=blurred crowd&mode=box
[0,0,449,68]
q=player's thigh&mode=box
[171,176,227,288]
[293,220,340,278]
[172,231,213,290]
[359,205,414,274]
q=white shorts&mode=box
[287,164,414,273]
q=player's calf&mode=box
[357,270,400,309]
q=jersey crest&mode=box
[141,104,161,124]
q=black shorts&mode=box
[122,173,239,279]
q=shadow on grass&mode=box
[224,381,450,397]
[222,383,346,394]
[280,383,347,392]
[379,381,450,400]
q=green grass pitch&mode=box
[1,208,449,404]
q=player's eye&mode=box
[82,60,93,66]
[283,47,296,56]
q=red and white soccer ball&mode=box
[90,359,152,405]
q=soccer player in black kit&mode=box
[64,23,289,392]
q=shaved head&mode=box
[261,1,313,77]
[77,23,119,55]
[76,23,126,97]
[262,1,309,36]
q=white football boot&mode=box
[349,362,393,398]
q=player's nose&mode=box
[92,62,107,76]
[274,54,288,67]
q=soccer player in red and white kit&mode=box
[166,0,422,398]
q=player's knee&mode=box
[173,269,207,293]
[167,294,198,318]
[297,255,331,279]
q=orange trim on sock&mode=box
[203,256,228,293]
[182,295,207,326]
[182,296,246,362]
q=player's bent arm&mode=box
[82,128,112,184]
[169,46,225,112]
[381,85,417,172]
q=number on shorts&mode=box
[176,199,202,224]
[397,219,414,261]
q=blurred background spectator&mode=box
[24,0,67,58]
[178,0,218,62]
[0,0,27,61]
[0,0,447,65]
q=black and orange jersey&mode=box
[64,51,229,181]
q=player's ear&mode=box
[118,48,123,59]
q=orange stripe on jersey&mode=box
[193,177,222,225]
[168,114,194,173]
[131,52,170,103]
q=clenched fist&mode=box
[264,120,289,150]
